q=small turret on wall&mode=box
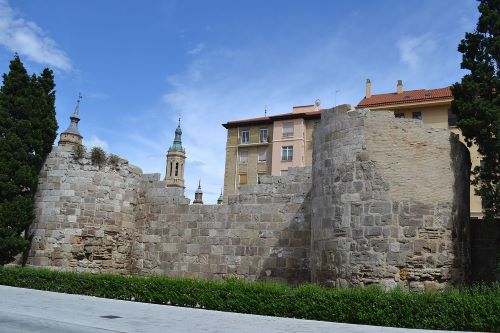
[165,118,186,188]
[58,94,83,146]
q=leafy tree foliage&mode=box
[451,0,500,220]
[0,55,58,265]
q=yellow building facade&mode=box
[222,105,321,202]
[221,80,482,218]
[357,79,483,219]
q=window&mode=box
[280,170,288,176]
[239,150,248,163]
[448,109,457,127]
[241,129,249,144]
[175,162,179,176]
[281,146,293,161]
[258,148,267,162]
[412,112,422,120]
[239,174,247,185]
[282,122,294,137]
[259,128,268,143]
[395,112,405,118]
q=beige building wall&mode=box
[271,118,307,176]
[223,124,272,202]
[368,99,483,218]
[305,119,318,166]
[223,109,320,201]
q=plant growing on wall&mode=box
[90,147,106,167]
[0,55,58,265]
[451,0,499,220]
[108,154,120,167]
[72,144,86,159]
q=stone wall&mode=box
[27,147,311,284]
[131,167,311,284]
[470,219,500,283]
[26,105,471,290]
[311,105,470,290]
[27,147,143,273]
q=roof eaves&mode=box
[357,96,453,108]
[222,110,324,128]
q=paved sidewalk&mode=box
[0,285,479,333]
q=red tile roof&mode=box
[357,87,453,108]
[222,110,323,128]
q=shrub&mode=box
[72,144,86,159]
[108,154,120,167]
[0,266,499,332]
[90,147,106,167]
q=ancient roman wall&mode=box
[470,219,500,283]
[26,147,311,284]
[26,105,471,290]
[131,167,311,284]
[27,147,143,273]
[311,105,470,290]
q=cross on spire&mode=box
[73,92,82,117]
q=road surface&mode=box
[0,285,477,333]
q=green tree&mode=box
[451,0,500,220]
[0,55,58,265]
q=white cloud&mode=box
[397,34,436,70]
[0,0,72,71]
[87,92,109,101]
[84,135,109,151]
[187,43,205,55]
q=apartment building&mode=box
[222,104,322,202]
[221,80,482,218]
[357,79,483,218]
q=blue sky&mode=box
[0,0,479,203]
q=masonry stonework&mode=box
[27,147,143,273]
[311,106,470,290]
[27,147,311,284]
[25,105,470,290]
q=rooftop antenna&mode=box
[264,105,267,117]
[334,89,340,107]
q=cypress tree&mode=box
[451,0,500,220]
[0,55,58,265]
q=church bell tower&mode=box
[165,118,186,188]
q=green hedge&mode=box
[0,266,499,331]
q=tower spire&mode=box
[165,117,186,188]
[193,179,203,204]
[217,188,224,205]
[58,93,83,146]
[170,117,184,152]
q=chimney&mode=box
[397,80,403,94]
[365,79,372,98]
